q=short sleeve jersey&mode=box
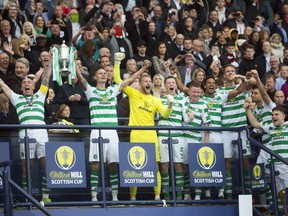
[261,122,288,163]
[184,99,211,142]
[85,84,120,126]
[217,85,247,127]
[10,87,46,125]
[253,101,275,145]
[124,86,165,126]
[201,93,228,128]
[158,94,188,137]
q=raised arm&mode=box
[118,60,151,91]
[41,57,52,88]
[244,102,262,129]
[227,72,253,100]
[0,78,12,99]
[169,66,189,95]
[76,63,88,91]
[252,69,272,105]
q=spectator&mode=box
[78,40,97,70]
[108,20,134,70]
[123,58,137,80]
[0,51,14,84]
[150,5,167,37]
[1,1,26,38]
[205,10,222,36]
[276,65,288,90]
[51,4,72,44]
[113,4,126,27]
[254,15,269,33]
[199,25,213,56]
[24,0,55,24]
[22,21,38,46]
[270,33,284,61]
[269,12,288,45]
[176,54,198,86]
[191,68,206,86]
[33,14,51,37]
[255,41,272,79]
[240,31,262,58]
[125,6,148,54]
[151,73,164,98]
[281,78,288,101]
[192,39,206,62]
[55,75,90,127]
[179,17,198,40]
[50,104,79,133]
[274,90,286,105]
[215,0,230,25]
[9,33,33,62]
[163,25,179,59]
[259,28,270,43]
[144,21,160,57]
[0,20,13,46]
[0,93,9,124]
[238,44,259,76]
[265,74,277,101]
[225,9,247,35]
[5,58,31,124]
[132,40,153,73]
[283,47,288,66]
[220,40,240,68]
[152,41,172,78]
[44,88,58,125]
[46,19,70,48]
[267,55,281,77]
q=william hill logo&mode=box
[253,165,262,180]
[197,147,216,170]
[55,146,76,170]
[128,146,148,170]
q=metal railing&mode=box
[0,124,287,215]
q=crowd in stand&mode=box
[0,0,288,213]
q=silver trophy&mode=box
[59,41,70,76]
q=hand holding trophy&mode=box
[52,41,76,86]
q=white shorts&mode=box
[89,129,119,164]
[159,137,184,163]
[19,129,48,159]
[184,137,200,164]
[222,130,251,158]
[208,132,223,144]
[275,163,288,193]
[256,143,272,169]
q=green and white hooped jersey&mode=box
[10,90,46,125]
[85,84,120,126]
[201,93,227,128]
[158,94,188,137]
[217,86,247,128]
[253,101,275,145]
[184,99,211,142]
[261,122,288,163]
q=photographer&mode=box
[253,15,269,33]
[224,10,248,35]
[125,6,149,54]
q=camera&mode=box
[233,13,241,17]
[255,17,260,21]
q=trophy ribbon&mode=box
[68,46,76,85]
[52,47,62,86]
